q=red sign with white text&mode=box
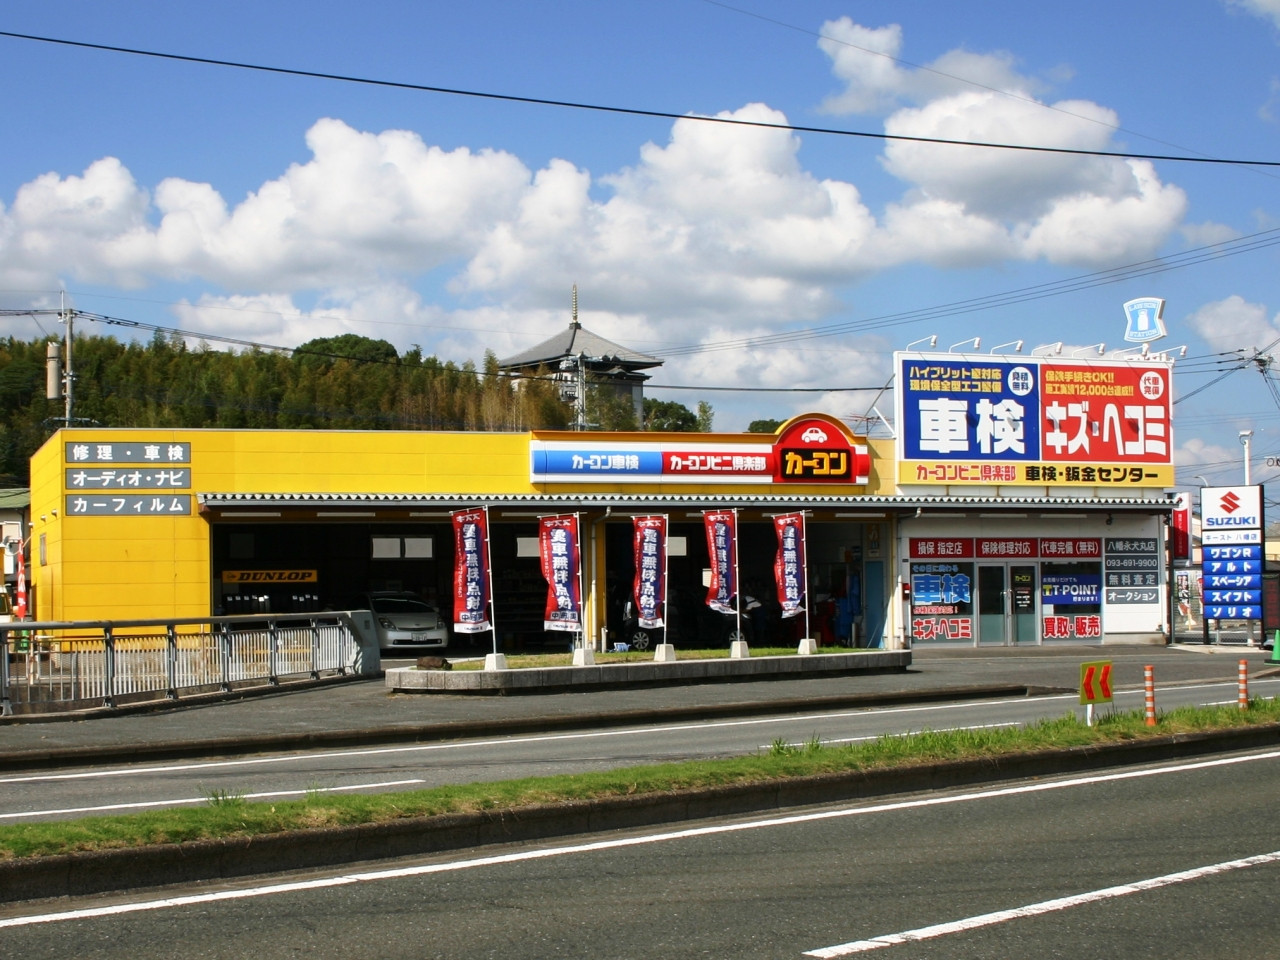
[909,538,975,559]
[976,538,1036,559]
[1040,364,1170,464]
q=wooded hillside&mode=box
[0,333,575,485]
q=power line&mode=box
[3,29,1280,168]
[700,0,1270,176]
[656,227,1280,359]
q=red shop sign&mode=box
[909,538,975,559]
[976,538,1037,559]
[1039,538,1102,558]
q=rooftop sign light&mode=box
[894,351,1174,487]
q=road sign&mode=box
[1079,660,1114,705]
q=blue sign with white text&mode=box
[899,360,1042,462]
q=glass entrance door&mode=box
[977,565,1007,644]
[1010,564,1038,644]
[979,564,1040,644]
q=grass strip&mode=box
[3,697,1278,861]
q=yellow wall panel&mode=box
[29,423,899,624]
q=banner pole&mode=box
[802,513,812,643]
[662,514,670,644]
[575,512,585,651]
[734,507,742,644]
[484,504,497,656]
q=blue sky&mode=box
[2,0,1280,491]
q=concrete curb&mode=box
[0,683,1049,773]
[386,650,911,692]
[4,722,1277,904]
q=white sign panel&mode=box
[1200,486,1263,532]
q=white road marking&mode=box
[0,779,426,821]
[0,697,1066,785]
[0,677,1271,789]
[3,748,1278,929]
[804,849,1280,956]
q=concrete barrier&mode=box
[386,649,911,694]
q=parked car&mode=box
[365,592,449,652]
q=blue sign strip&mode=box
[1200,574,1261,590]
[1204,605,1262,620]
[532,449,664,476]
[1203,544,1262,561]
[1203,559,1262,575]
[1204,590,1262,605]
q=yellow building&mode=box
[28,401,1178,648]
[30,414,901,648]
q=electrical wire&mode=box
[3,29,1280,168]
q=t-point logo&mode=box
[1220,491,1242,514]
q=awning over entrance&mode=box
[196,491,1177,520]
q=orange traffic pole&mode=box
[1239,659,1250,711]
[1144,664,1156,726]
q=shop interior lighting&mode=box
[979,513,1025,518]
[326,511,376,518]
[834,512,886,518]
[226,511,281,518]
[408,512,452,518]
[1040,513,1087,519]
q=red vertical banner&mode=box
[773,513,806,619]
[704,510,737,614]
[14,545,27,620]
[1172,491,1191,561]
[633,516,667,629]
[539,515,582,632]
[452,508,491,633]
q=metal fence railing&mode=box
[1,611,379,716]
[1169,588,1267,647]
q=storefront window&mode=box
[1040,561,1102,639]
[909,561,974,642]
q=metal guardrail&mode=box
[1,611,379,716]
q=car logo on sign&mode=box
[801,427,827,443]
[1220,491,1241,514]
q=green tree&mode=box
[695,401,714,432]
[587,382,638,431]
[746,418,783,433]
[643,398,699,432]
[293,334,399,370]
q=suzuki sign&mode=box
[1200,486,1262,531]
[1200,485,1264,620]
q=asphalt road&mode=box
[5,670,1279,825]
[4,745,1278,959]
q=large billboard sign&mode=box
[895,352,1174,487]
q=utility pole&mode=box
[1,299,78,425]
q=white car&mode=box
[801,427,828,443]
[365,592,450,652]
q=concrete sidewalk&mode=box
[2,643,1272,771]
